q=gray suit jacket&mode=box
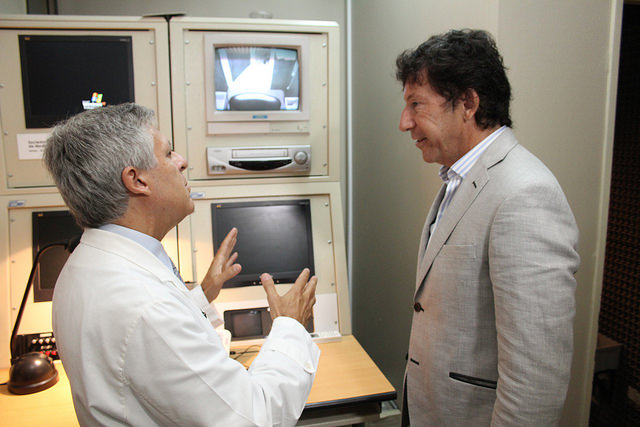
[405,128,580,426]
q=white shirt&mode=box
[53,228,320,426]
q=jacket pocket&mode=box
[449,372,497,389]
[439,244,476,259]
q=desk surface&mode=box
[0,334,395,425]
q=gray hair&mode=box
[43,103,157,229]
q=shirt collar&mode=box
[438,125,507,183]
[99,223,174,272]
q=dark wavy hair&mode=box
[396,29,512,129]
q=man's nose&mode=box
[399,108,413,132]
[173,152,188,172]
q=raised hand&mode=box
[200,227,242,302]
[261,268,317,326]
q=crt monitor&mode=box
[174,22,335,180]
[204,32,310,128]
[19,34,135,128]
[211,199,315,288]
[214,45,300,112]
[32,210,83,302]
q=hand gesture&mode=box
[261,268,317,326]
[201,227,242,302]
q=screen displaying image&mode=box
[211,199,314,288]
[19,35,135,128]
[224,308,272,339]
[213,46,300,111]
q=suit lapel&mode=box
[415,129,519,294]
[415,169,488,292]
[416,184,446,268]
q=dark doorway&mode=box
[590,3,640,426]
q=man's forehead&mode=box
[403,81,429,99]
[151,127,170,146]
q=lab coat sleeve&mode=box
[122,295,319,427]
[187,284,223,328]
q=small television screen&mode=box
[211,199,315,288]
[204,32,311,127]
[224,308,272,339]
[19,35,135,128]
[222,307,313,340]
[32,210,83,302]
[214,46,300,112]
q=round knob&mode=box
[293,151,308,165]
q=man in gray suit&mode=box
[396,29,580,425]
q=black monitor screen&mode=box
[32,210,83,302]
[211,199,314,288]
[19,35,135,128]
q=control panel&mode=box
[13,332,59,360]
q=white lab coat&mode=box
[53,228,320,426]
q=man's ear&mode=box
[460,88,480,121]
[121,166,151,195]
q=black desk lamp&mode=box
[7,236,80,394]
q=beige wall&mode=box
[57,0,342,20]
[351,1,618,425]
[0,2,24,14]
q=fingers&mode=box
[225,252,239,269]
[292,268,311,293]
[303,275,317,298]
[200,228,240,302]
[212,229,238,274]
[300,276,317,325]
[261,270,317,324]
[221,262,242,282]
[263,269,315,297]
[260,273,281,319]
[223,227,238,242]
[260,273,276,297]
[216,228,238,260]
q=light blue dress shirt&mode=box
[99,223,179,280]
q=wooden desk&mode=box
[0,361,77,427]
[235,335,397,425]
[0,335,395,426]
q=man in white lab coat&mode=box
[43,103,319,426]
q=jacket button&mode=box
[413,302,424,312]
